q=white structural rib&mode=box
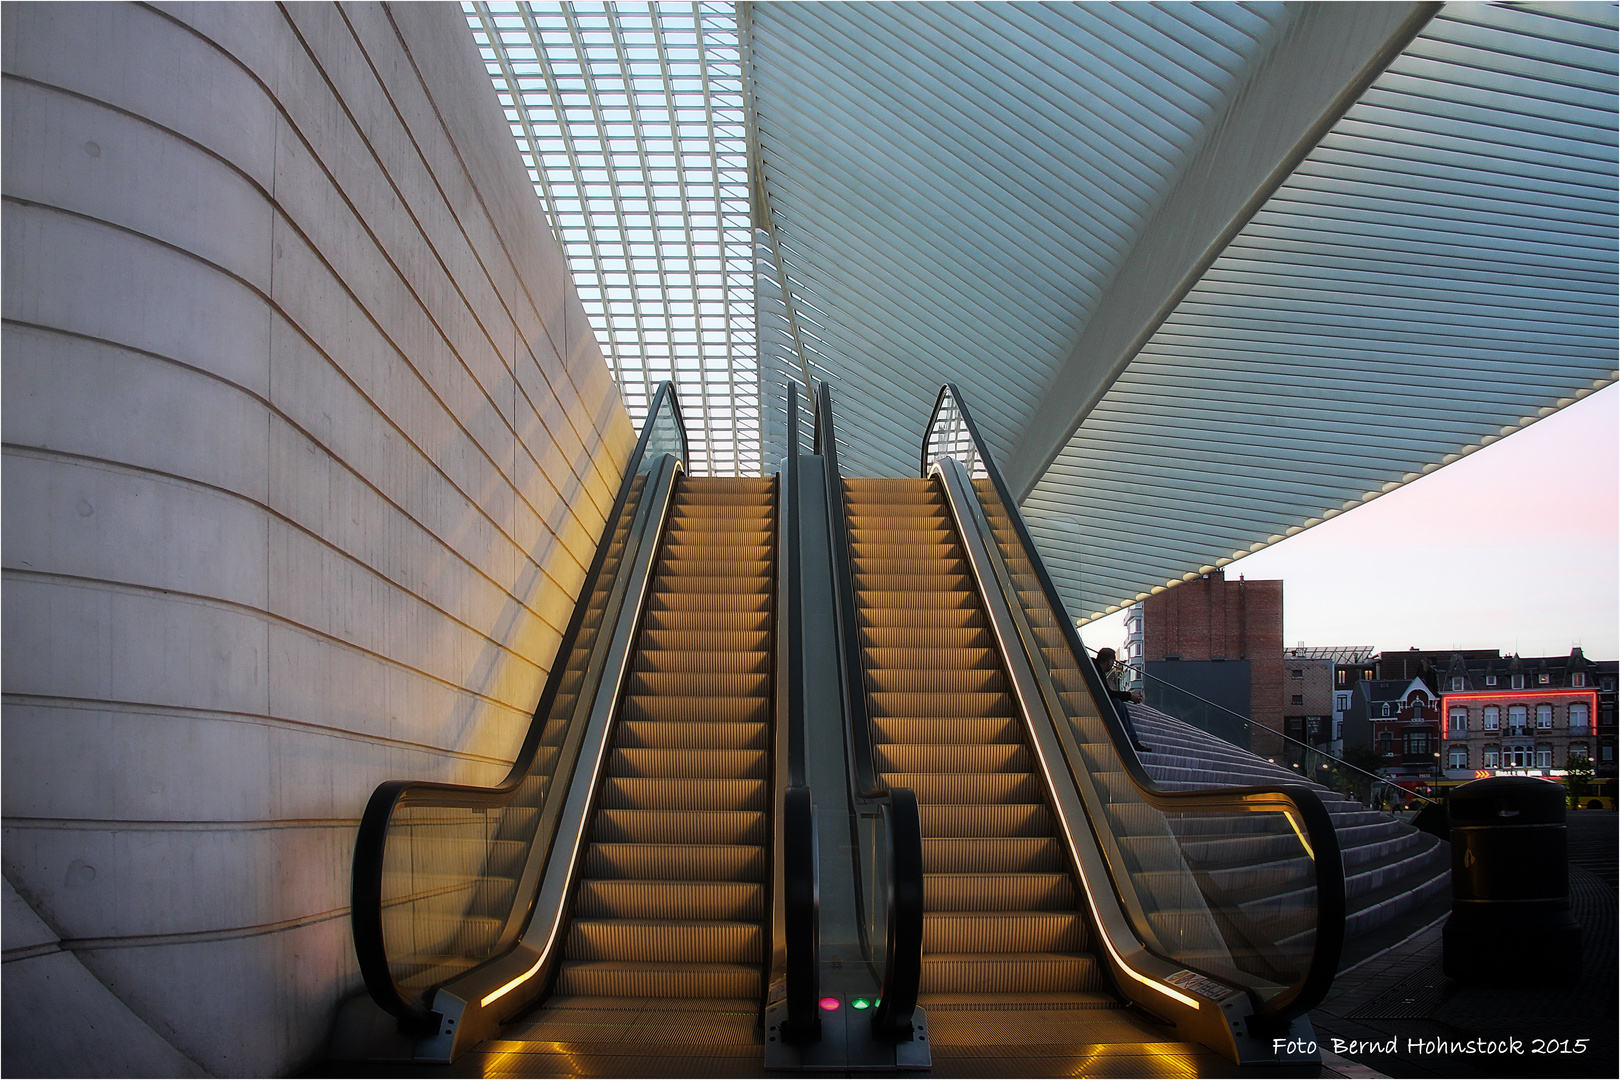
[1025,2,1619,620]
[467,2,757,476]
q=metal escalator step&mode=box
[857,573,975,593]
[553,960,761,998]
[647,591,771,613]
[876,743,1029,774]
[856,591,975,612]
[864,668,1006,695]
[566,919,763,963]
[599,777,767,812]
[882,771,1043,804]
[584,843,766,882]
[864,647,998,672]
[861,626,993,650]
[924,912,1086,954]
[657,572,771,594]
[653,559,773,579]
[868,691,1015,718]
[644,629,767,653]
[608,747,768,780]
[924,873,1077,912]
[639,610,771,634]
[917,991,1119,1011]
[920,952,1104,994]
[574,880,766,921]
[593,809,767,845]
[874,716,1021,745]
[919,803,1054,838]
[628,650,767,676]
[851,542,958,561]
[617,721,768,750]
[658,544,773,561]
[854,555,969,576]
[626,671,770,698]
[620,695,768,724]
[859,607,985,630]
[923,837,1065,874]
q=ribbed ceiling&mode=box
[748,1,1290,477]
[750,1,1616,623]
[1026,2,1618,619]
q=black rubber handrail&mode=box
[921,382,1344,1024]
[815,381,925,1039]
[779,380,820,1041]
[351,383,687,1028]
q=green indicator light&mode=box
[850,998,871,1010]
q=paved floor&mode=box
[1312,811,1617,1080]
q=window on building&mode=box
[1486,675,1497,687]
[1484,747,1500,768]
[1537,745,1552,768]
[1537,703,1553,729]
[1333,719,1343,741]
[1512,674,1525,689]
[1337,670,1347,686]
[1291,695,1304,706]
[1449,747,1467,768]
[1604,745,1615,762]
[1451,676,1465,691]
[1508,705,1528,734]
[1483,705,1500,731]
[1573,673,1586,688]
[1604,678,1615,692]
[1291,669,1303,680]
[1570,703,1590,733]
[1382,703,1391,717]
[1378,732,1394,755]
[1406,731,1430,756]
[1506,744,1531,768]
[1570,744,1588,761]
[1449,707,1468,732]
[1539,673,1550,685]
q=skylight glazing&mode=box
[467,1,758,476]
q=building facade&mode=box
[1343,677,1441,789]
[1438,650,1605,783]
[1142,571,1283,754]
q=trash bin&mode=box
[1442,775,1581,982]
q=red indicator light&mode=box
[819,997,840,1011]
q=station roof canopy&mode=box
[470,1,1618,623]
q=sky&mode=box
[1080,383,1620,663]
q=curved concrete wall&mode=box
[0,3,634,1075]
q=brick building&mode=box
[1343,677,1441,788]
[1437,649,1607,782]
[1282,649,1335,759]
[1142,571,1283,755]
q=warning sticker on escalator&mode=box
[1165,969,1235,1001]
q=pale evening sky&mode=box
[1080,383,1620,664]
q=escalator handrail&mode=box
[814,381,925,1038]
[351,383,688,1027]
[776,381,820,1039]
[921,382,1345,1023]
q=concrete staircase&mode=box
[1129,704,1449,941]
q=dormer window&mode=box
[1512,674,1525,689]
[1451,677,1464,691]
[1382,703,1391,717]
[1539,673,1550,685]
[1486,675,1497,687]
[1572,673,1586,688]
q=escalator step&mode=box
[881,771,1043,804]
[553,960,761,999]
[616,721,768,750]
[859,606,986,630]
[921,953,1104,994]
[924,912,1086,954]
[583,842,766,882]
[626,672,771,698]
[640,610,770,634]
[565,919,763,963]
[861,626,993,650]
[874,716,1021,745]
[923,837,1065,873]
[919,803,1055,839]
[864,668,1006,695]
[868,691,1015,718]
[574,880,766,921]
[608,747,768,780]
[593,809,766,845]
[599,776,767,812]
[876,743,1029,774]
[864,646,998,671]
[620,695,768,724]
[643,629,768,653]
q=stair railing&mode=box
[350,384,687,1041]
[922,383,1345,1041]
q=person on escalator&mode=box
[1093,648,1150,754]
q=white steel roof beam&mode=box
[1002,2,1441,499]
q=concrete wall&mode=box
[0,3,635,1075]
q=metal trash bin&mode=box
[1442,775,1581,983]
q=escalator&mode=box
[340,379,1348,1075]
